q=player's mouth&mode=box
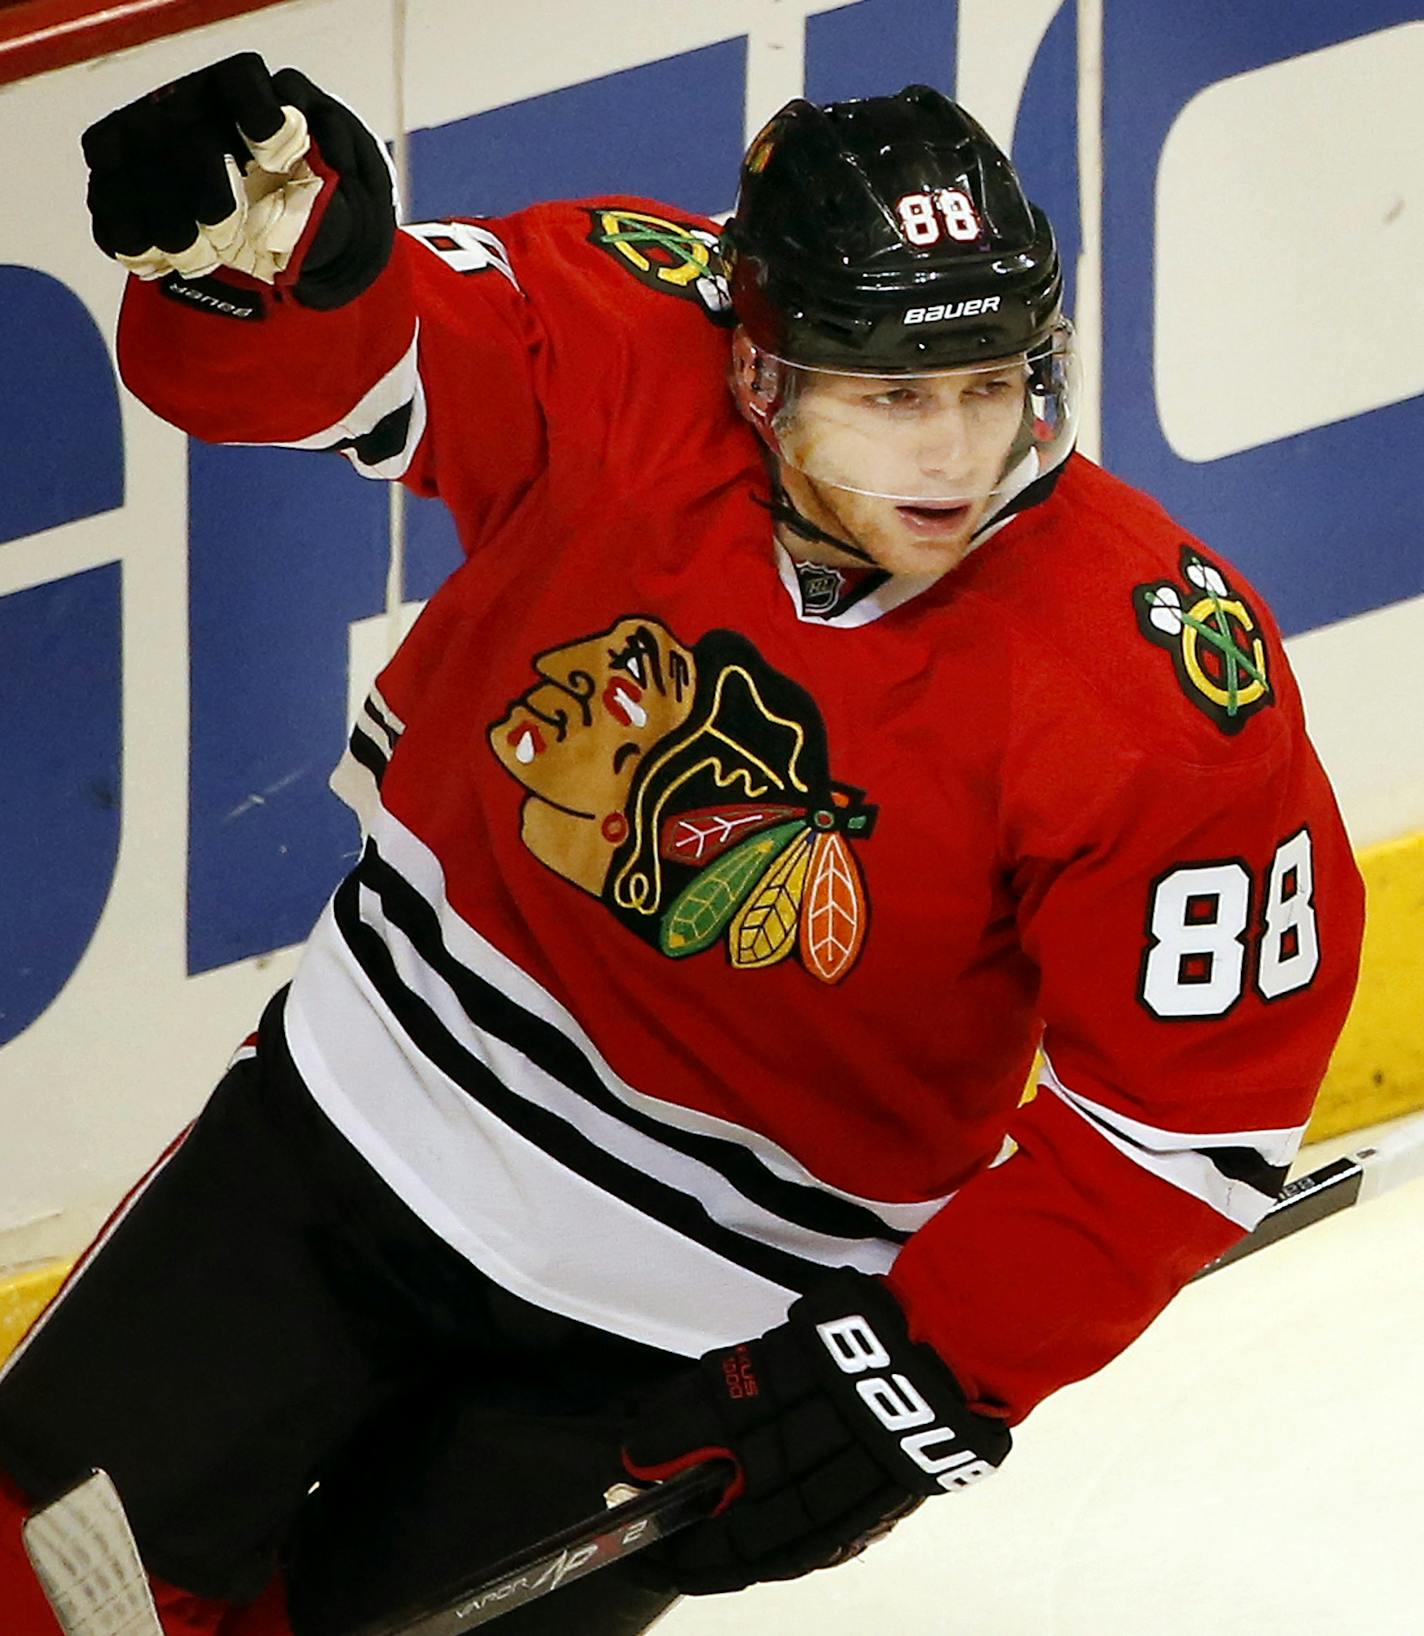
[894,501,972,535]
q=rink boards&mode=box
[0,0,1419,1276]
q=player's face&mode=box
[771,360,1028,576]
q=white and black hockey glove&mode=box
[622,1269,1011,1595]
[80,51,394,308]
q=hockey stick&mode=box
[1193,1111,1424,1279]
[363,1117,1424,1635]
[353,1460,731,1636]
[21,1468,162,1636]
[23,1115,1424,1636]
[17,1461,730,1636]
[344,1110,1424,1635]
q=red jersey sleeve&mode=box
[888,581,1364,1426]
[114,215,549,544]
[114,197,728,553]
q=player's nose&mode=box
[912,405,971,475]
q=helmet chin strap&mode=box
[749,439,1072,572]
[751,452,881,567]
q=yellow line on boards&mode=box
[0,1261,68,1368]
[1311,828,1424,1142]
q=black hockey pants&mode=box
[0,988,685,1635]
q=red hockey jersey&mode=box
[117,198,1364,1424]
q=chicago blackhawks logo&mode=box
[1133,548,1272,734]
[588,207,731,319]
[490,619,876,983]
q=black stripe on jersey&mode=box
[326,400,414,469]
[362,697,401,750]
[331,869,831,1295]
[347,723,389,786]
[1206,1145,1289,1200]
[356,841,912,1250]
[360,842,911,1249]
[1068,1094,1284,1206]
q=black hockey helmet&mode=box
[722,85,1063,371]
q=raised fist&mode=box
[81,52,395,309]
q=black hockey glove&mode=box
[622,1269,1011,1595]
[80,52,394,309]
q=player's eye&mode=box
[965,375,1017,401]
[863,385,923,410]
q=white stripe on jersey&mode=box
[373,812,950,1237]
[283,807,958,1357]
[286,901,804,1356]
[240,327,427,479]
[1040,1053,1303,1230]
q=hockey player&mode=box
[0,53,1364,1636]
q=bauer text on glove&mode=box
[621,1269,1011,1595]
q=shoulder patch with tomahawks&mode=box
[1133,547,1273,734]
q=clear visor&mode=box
[765,321,1078,507]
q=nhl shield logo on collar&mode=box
[794,560,847,618]
[1133,547,1273,734]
